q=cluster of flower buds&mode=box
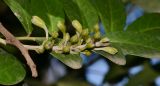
[31,16,118,56]
[51,20,118,56]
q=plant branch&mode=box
[16,37,46,41]
[23,45,42,50]
[0,23,38,77]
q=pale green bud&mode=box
[63,46,70,53]
[94,32,101,40]
[86,38,92,43]
[51,32,59,38]
[94,47,118,55]
[31,16,49,39]
[82,29,89,37]
[100,37,110,43]
[70,35,78,43]
[82,50,92,56]
[94,23,99,32]
[36,46,45,54]
[86,43,94,49]
[44,40,54,50]
[65,33,70,42]
[57,21,66,34]
[72,20,82,33]
[95,42,110,47]
[77,45,86,51]
[31,16,46,29]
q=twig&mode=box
[0,23,38,77]
[16,37,46,41]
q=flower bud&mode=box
[94,32,101,40]
[72,20,82,33]
[63,46,70,53]
[86,43,94,49]
[94,47,118,55]
[86,38,92,43]
[44,40,54,50]
[100,37,110,43]
[77,45,86,51]
[83,50,92,56]
[57,21,66,34]
[94,23,99,32]
[36,46,45,54]
[31,16,46,29]
[65,33,70,42]
[31,16,49,39]
[70,35,78,43]
[51,32,59,38]
[82,29,89,37]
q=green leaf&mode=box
[127,13,160,33]
[4,0,33,35]
[93,0,126,32]
[31,0,64,34]
[50,53,82,69]
[74,0,99,30]
[4,0,65,35]
[61,0,82,23]
[116,44,160,58]
[93,45,126,65]
[0,48,26,85]
[107,31,160,58]
[63,0,98,30]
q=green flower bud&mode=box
[72,20,82,33]
[31,16,46,29]
[63,46,70,53]
[94,47,118,55]
[95,42,110,47]
[31,16,49,39]
[57,21,66,34]
[36,46,45,54]
[44,40,54,50]
[51,32,59,39]
[94,23,99,32]
[86,38,92,43]
[77,45,86,51]
[86,43,94,49]
[65,33,70,42]
[82,29,89,37]
[100,37,110,43]
[94,32,101,40]
[83,50,92,56]
[70,35,78,43]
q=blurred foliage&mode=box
[131,0,160,13]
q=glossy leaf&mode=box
[117,44,160,58]
[93,0,126,32]
[127,13,160,33]
[61,0,82,23]
[107,31,160,58]
[4,0,33,35]
[4,0,64,35]
[50,53,82,69]
[31,0,64,34]
[93,45,126,65]
[0,48,26,85]
[74,0,99,30]
[62,0,98,31]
